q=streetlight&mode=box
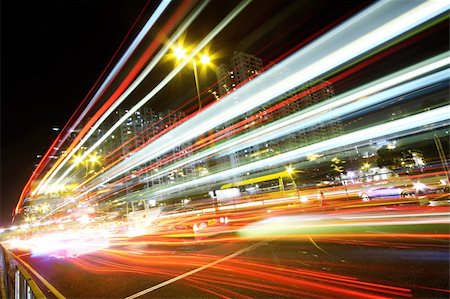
[90,154,99,164]
[286,165,294,175]
[361,162,371,171]
[72,153,101,176]
[173,45,212,110]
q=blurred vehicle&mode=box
[192,215,230,234]
[359,186,408,201]
[158,213,231,238]
[359,180,448,202]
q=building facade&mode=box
[216,51,263,96]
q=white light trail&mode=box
[153,106,450,195]
[65,0,173,132]
[60,0,252,191]
[42,0,251,195]
[32,1,174,196]
[239,210,450,238]
[137,54,450,185]
[35,0,212,195]
[33,0,174,195]
[79,0,450,195]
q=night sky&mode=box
[1,1,147,225]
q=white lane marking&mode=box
[125,239,271,299]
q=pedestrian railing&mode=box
[0,244,46,299]
[14,264,46,299]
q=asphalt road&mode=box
[8,207,450,299]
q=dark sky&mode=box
[1,1,147,225]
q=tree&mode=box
[376,146,414,170]
[330,157,349,199]
[330,157,345,178]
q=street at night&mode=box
[1,0,449,298]
[6,200,450,298]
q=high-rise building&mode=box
[210,52,344,185]
[216,51,263,96]
[74,107,196,203]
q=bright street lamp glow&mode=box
[90,155,99,163]
[200,54,210,65]
[173,46,186,59]
[286,165,294,174]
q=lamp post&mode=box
[286,165,301,201]
[173,46,211,111]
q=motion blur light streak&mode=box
[24,0,450,211]
[35,0,447,201]
[154,106,449,196]
[42,0,251,197]
[31,0,175,197]
[132,55,449,188]
[4,0,449,298]
[15,1,168,212]
[17,205,444,299]
[34,0,191,197]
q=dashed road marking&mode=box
[125,239,273,299]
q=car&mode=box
[359,181,448,202]
[358,185,420,202]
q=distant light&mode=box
[90,155,99,163]
[41,203,50,213]
[78,214,90,225]
[387,142,396,149]
[307,153,323,161]
[286,165,294,174]
[173,46,186,59]
[200,54,210,65]
[361,163,371,170]
[52,127,60,131]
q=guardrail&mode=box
[0,244,9,299]
[0,244,47,299]
[14,264,46,299]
